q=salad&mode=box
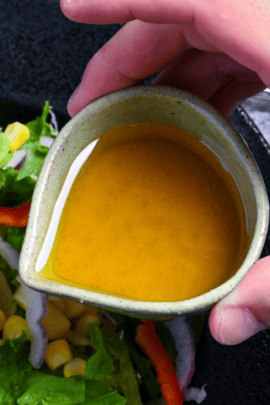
[0,102,207,405]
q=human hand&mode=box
[209,257,270,344]
[60,0,270,344]
[61,0,270,118]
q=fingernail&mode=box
[218,307,265,345]
[62,0,77,6]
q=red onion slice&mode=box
[165,316,207,404]
[184,385,208,403]
[24,283,48,369]
[3,106,58,172]
[49,106,59,135]
[0,238,47,368]
[0,236,20,270]
[3,150,28,170]
[40,136,55,148]
[0,239,19,316]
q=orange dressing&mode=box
[42,122,248,302]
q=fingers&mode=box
[209,257,270,345]
[69,28,264,119]
[67,19,262,117]
[61,0,270,85]
[67,13,270,116]
[67,21,186,116]
[60,0,196,25]
[155,50,261,96]
[208,80,265,118]
[154,49,265,117]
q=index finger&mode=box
[60,0,195,24]
[67,21,187,116]
[61,0,270,79]
[209,257,270,345]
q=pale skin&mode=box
[60,0,270,345]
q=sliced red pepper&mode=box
[0,201,31,227]
[136,320,183,405]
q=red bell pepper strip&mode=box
[136,320,183,405]
[0,201,31,227]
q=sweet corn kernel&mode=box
[13,286,28,310]
[0,310,6,331]
[48,295,66,313]
[45,339,72,370]
[64,299,89,319]
[65,331,90,346]
[3,315,29,340]
[4,122,30,152]
[81,304,99,316]
[75,313,101,336]
[63,358,87,377]
[42,302,71,340]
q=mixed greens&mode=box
[0,319,168,405]
[0,103,183,405]
[0,101,56,207]
[0,102,208,405]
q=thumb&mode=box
[209,256,270,345]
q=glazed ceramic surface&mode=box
[19,86,269,318]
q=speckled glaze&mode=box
[19,86,269,318]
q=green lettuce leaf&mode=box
[86,322,141,405]
[124,341,160,399]
[17,373,85,405]
[82,380,127,405]
[0,101,56,207]
[0,134,12,167]
[0,167,36,207]
[86,322,115,380]
[6,227,26,253]
[106,336,142,405]
[17,101,56,180]
[0,330,126,405]
[0,334,32,404]
[0,387,14,405]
